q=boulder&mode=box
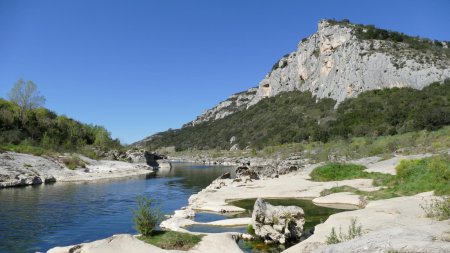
[278,165,298,175]
[230,144,239,151]
[251,198,305,244]
[253,165,278,179]
[235,166,259,180]
[218,172,231,179]
[125,150,147,163]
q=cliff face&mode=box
[185,88,257,127]
[187,20,450,126]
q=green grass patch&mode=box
[138,231,203,251]
[319,155,450,200]
[0,144,51,156]
[310,163,370,181]
[384,156,450,196]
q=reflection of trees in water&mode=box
[160,164,233,190]
[0,163,233,253]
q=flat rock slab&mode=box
[312,192,361,209]
[206,217,251,226]
[355,154,433,175]
[284,192,450,253]
[47,233,244,253]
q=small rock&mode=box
[218,172,231,179]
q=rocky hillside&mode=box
[185,19,450,126]
[140,81,450,151]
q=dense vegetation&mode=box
[0,98,121,156]
[145,80,450,151]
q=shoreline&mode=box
[43,152,450,252]
[0,151,157,189]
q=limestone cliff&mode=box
[186,19,450,126]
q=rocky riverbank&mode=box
[0,150,172,188]
[160,152,450,253]
[46,152,450,253]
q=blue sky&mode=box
[0,0,449,144]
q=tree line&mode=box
[0,79,121,154]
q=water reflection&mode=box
[0,163,232,253]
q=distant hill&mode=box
[137,19,450,150]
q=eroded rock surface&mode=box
[252,198,305,244]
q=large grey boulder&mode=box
[252,198,305,244]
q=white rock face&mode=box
[252,198,305,244]
[185,88,258,127]
[188,20,450,125]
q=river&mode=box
[0,163,233,253]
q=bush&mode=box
[247,224,256,236]
[326,218,362,244]
[61,155,86,170]
[319,156,450,200]
[310,163,369,181]
[420,196,450,221]
[132,196,162,236]
[389,156,450,196]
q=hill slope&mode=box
[143,81,450,151]
[138,19,450,150]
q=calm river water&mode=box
[0,163,233,253]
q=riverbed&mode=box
[0,163,233,253]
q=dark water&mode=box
[0,163,232,253]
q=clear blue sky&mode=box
[1,0,449,144]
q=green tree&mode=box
[132,196,163,236]
[8,79,46,123]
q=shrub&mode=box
[132,196,162,236]
[247,224,256,236]
[326,218,362,244]
[390,156,450,196]
[309,163,369,181]
[420,196,450,220]
[61,155,86,170]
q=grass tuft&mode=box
[61,155,86,170]
[138,231,203,251]
[319,155,450,200]
[326,217,362,244]
[420,196,450,220]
